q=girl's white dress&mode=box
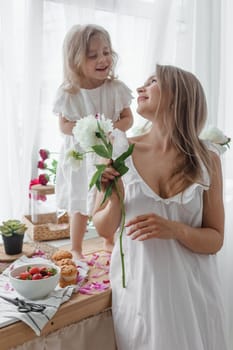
[53,79,133,215]
[110,131,228,350]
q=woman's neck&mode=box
[145,123,173,152]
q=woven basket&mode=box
[23,213,70,241]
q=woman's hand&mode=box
[100,162,124,197]
[100,161,120,187]
[125,213,177,241]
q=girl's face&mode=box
[136,76,161,119]
[80,34,113,88]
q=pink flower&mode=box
[39,174,49,185]
[39,149,50,160]
[37,161,47,169]
[29,178,40,188]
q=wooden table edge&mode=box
[0,288,112,350]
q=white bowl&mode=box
[9,263,60,300]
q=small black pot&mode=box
[2,234,24,255]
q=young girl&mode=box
[53,24,133,259]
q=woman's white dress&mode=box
[110,132,228,350]
[53,79,133,215]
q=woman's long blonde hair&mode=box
[62,24,118,93]
[156,64,213,190]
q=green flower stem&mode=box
[114,178,126,288]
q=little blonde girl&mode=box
[53,24,133,259]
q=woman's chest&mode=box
[132,152,177,198]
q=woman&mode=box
[92,64,228,349]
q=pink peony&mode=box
[37,160,47,169]
[39,174,49,185]
[39,149,50,160]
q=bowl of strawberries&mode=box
[9,263,60,300]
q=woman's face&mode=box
[136,75,161,119]
[80,34,113,88]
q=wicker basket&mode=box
[23,213,70,241]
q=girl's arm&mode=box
[126,152,224,254]
[59,116,76,135]
[113,107,134,132]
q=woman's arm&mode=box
[92,167,123,239]
[113,107,134,132]
[126,152,224,254]
[59,116,76,135]
[176,151,224,253]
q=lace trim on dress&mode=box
[111,80,134,120]
[124,157,208,204]
[52,80,133,121]
[112,130,219,205]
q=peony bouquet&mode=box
[70,114,134,288]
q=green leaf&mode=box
[92,145,111,159]
[89,164,107,190]
[114,144,135,165]
[101,183,113,206]
[113,162,129,176]
[97,121,109,145]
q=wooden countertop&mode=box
[0,237,112,350]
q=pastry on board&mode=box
[56,258,76,267]
[59,264,78,288]
[51,249,79,287]
[51,249,73,262]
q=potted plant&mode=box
[0,220,27,255]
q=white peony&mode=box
[200,126,229,145]
[200,125,231,154]
[112,129,129,160]
[65,149,83,171]
[72,114,114,151]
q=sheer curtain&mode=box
[0,0,178,220]
[0,0,233,346]
[0,0,44,219]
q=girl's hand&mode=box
[125,213,176,241]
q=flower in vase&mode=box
[39,149,50,160]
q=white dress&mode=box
[110,131,228,350]
[53,79,133,215]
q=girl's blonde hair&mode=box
[156,64,213,191]
[62,24,118,93]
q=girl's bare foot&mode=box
[71,250,85,261]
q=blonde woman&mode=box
[93,65,228,349]
[53,24,133,259]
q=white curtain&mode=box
[0,0,178,220]
[0,0,233,346]
[0,0,44,219]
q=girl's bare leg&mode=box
[103,236,115,253]
[70,212,88,260]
